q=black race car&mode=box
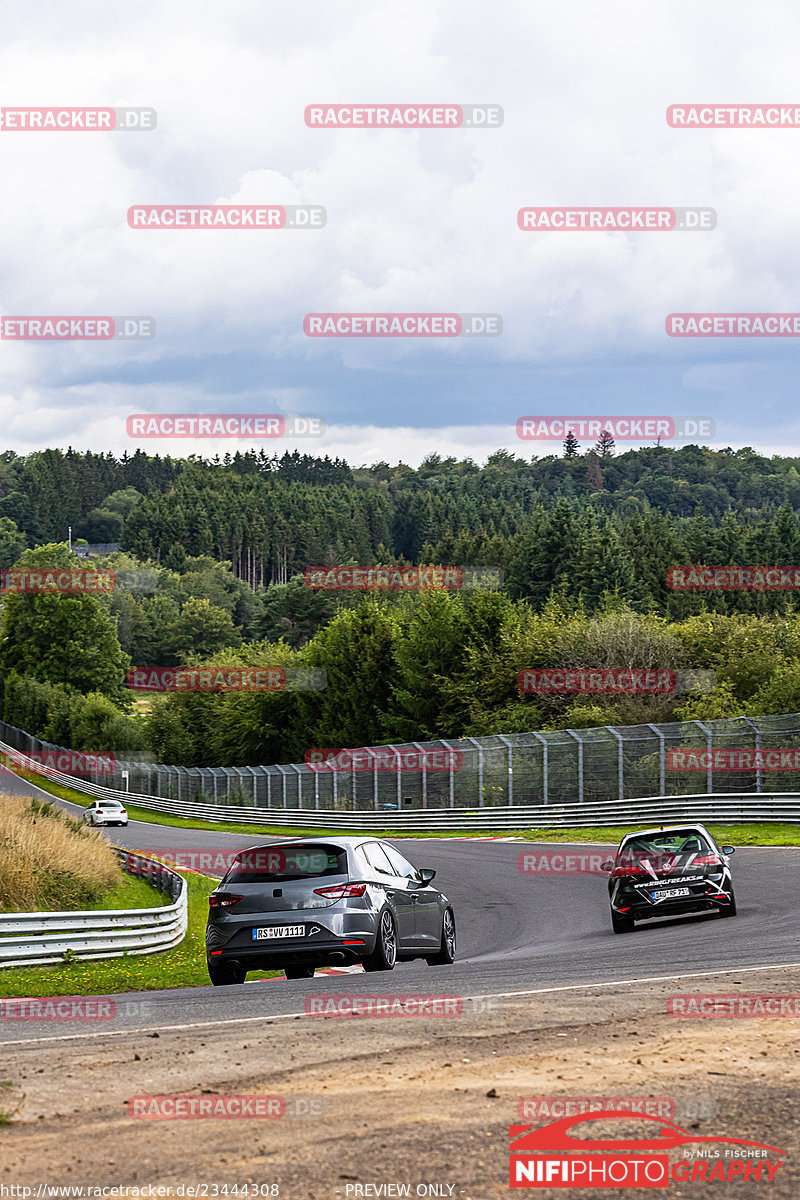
[601,823,736,934]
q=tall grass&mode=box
[0,793,120,912]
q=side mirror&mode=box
[600,860,614,872]
[721,845,735,855]
[418,868,436,884]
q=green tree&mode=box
[0,545,130,701]
[169,597,242,660]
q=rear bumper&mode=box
[613,890,734,922]
[207,935,376,969]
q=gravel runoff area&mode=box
[1,964,799,1198]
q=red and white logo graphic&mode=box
[509,1113,786,1187]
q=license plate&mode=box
[253,925,305,940]
[652,887,690,900]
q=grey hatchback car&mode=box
[205,837,456,984]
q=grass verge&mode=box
[10,770,800,846]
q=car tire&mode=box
[207,960,247,986]
[285,965,316,979]
[362,909,397,972]
[611,911,634,934]
[718,890,737,917]
[426,908,456,965]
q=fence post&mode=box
[466,737,484,806]
[412,742,428,807]
[694,720,713,794]
[532,732,548,805]
[741,716,763,794]
[498,735,513,805]
[646,723,666,796]
[566,730,584,805]
[605,726,624,802]
[366,749,378,809]
[440,739,456,807]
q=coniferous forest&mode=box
[3,441,800,765]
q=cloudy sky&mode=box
[1,0,799,465]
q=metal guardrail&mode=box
[8,713,800,813]
[0,849,187,968]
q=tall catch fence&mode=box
[2,713,800,814]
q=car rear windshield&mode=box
[619,831,712,862]
[222,843,348,883]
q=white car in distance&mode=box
[84,799,129,826]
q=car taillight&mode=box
[209,893,244,908]
[693,854,722,867]
[313,882,368,898]
[611,866,637,879]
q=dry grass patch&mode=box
[0,793,119,912]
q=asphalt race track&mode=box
[3,770,800,1043]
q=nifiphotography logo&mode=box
[508,1112,786,1188]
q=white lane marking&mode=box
[5,957,800,1048]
